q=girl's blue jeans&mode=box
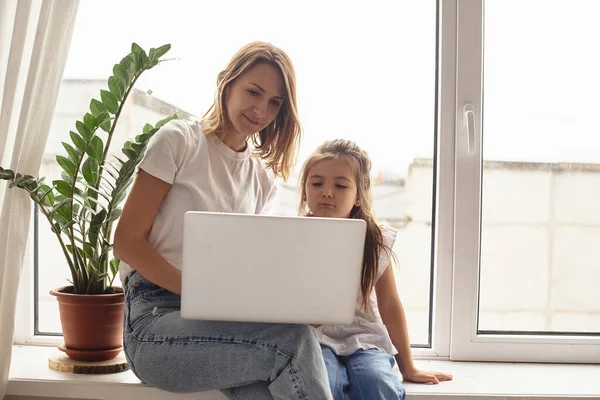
[321,345,406,400]
[122,271,333,399]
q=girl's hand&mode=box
[402,368,453,384]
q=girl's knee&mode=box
[353,370,405,399]
[376,375,405,400]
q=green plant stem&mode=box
[96,70,145,191]
[91,70,147,288]
[25,191,77,291]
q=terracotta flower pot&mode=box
[50,286,125,362]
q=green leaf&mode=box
[131,143,144,152]
[56,155,76,177]
[83,243,96,259]
[83,113,95,128]
[131,42,144,54]
[86,136,104,161]
[108,75,124,99]
[82,157,99,186]
[71,203,80,220]
[53,180,72,198]
[60,171,74,185]
[148,48,157,64]
[101,165,119,182]
[122,148,137,159]
[154,44,171,59]
[100,120,111,132]
[88,209,106,248]
[108,208,122,223]
[85,197,109,213]
[30,178,47,195]
[112,64,129,84]
[38,185,55,206]
[70,131,86,151]
[52,212,69,228]
[93,109,112,132]
[76,247,86,262]
[100,90,119,114]
[135,133,152,143]
[155,114,177,130]
[76,120,92,141]
[8,173,21,188]
[120,54,139,80]
[109,258,120,276]
[62,142,81,164]
[112,156,126,166]
[61,219,77,232]
[94,109,109,123]
[18,175,36,190]
[142,123,153,134]
[0,167,15,180]
[100,178,116,192]
[48,198,71,217]
[112,188,128,207]
[138,51,149,68]
[83,183,111,203]
[89,99,106,116]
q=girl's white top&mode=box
[317,226,398,356]
[119,120,277,281]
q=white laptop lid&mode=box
[181,212,366,325]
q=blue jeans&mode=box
[122,271,333,399]
[321,345,406,400]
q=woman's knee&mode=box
[270,324,319,353]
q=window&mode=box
[452,0,600,362]
[17,0,598,363]
[18,0,439,351]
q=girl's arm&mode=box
[376,263,453,384]
[113,170,183,294]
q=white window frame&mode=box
[15,0,456,356]
[14,206,63,346]
[451,0,600,363]
[18,0,599,364]
[428,0,459,359]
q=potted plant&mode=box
[0,43,177,361]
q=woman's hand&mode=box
[402,367,453,384]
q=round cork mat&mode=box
[48,350,130,374]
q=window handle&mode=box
[463,104,476,155]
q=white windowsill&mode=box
[8,345,600,400]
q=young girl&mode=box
[299,139,452,400]
[114,42,333,399]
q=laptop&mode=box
[181,211,366,325]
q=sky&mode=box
[59,0,600,178]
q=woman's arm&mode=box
[113,169,183,294]
[376,264,453,384]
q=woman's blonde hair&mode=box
[298,139,395,310]
[203,41,301,181]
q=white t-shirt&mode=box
[119,120,277,281]
[317,226,398,356]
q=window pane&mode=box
[36,81,186,333]
[37,0,437,345]
[479,0,600,333]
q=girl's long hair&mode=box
[203,41,301,181]
[299,139,394,309]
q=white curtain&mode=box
[0,0,79,397]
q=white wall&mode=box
[408,160,600,333]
